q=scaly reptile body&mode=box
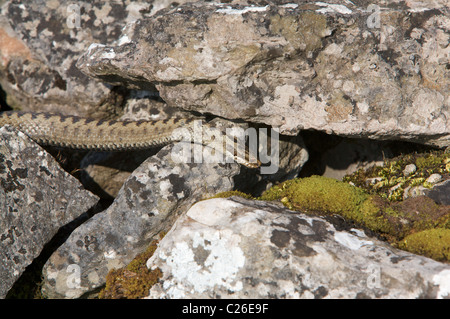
[0,111,260,168]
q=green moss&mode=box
[98,235,164,299]
[415,155,445,170]
[397,229,450,262]
[260,176,406,240]
[259,176,368,218]
[207,175,450,263]
[356,198,400,238]
[343,151,450,201]
[259,176,450,245]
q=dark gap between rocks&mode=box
[298,130,438,179]
[0,85,12,112]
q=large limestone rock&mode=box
[0,126,99,298]
[146,197,450,299]
[0,0,169,116]
[41,145,243,298]
[78,0,450,147]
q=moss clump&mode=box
[259,176,404,239]
[344,151,450,201]
[392,196,450,232]
[259,175,368,217]
[206,175,450,263]
[397,229,450,262]
[98,236,164,299]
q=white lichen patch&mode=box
[216,5,269,15]
[134,172,150,185]
[315,2,352,14]
[104,249,117,259]
[334,231,373,250]
[280,3,299,9]
[187,198,243,226]
[159,180,173,199]
[86,43,105,57]
[433,269,450,299]
[117,35,131,46]
[152,229,245,298]
[100,48,116,60]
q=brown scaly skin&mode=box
[0,111,261,168]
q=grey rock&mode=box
[0,0,159,116]
[0,125,99,299]
[424,179,450,206]
[315,138,391,180]
[426,173,443,185]
[80,149,158,199]
[146,197,450,299]
[78,0,450,147]
[121,90,194,122]
[403,185,428,201]
[403,164,417,177]
[41,144,242,298]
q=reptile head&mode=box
[172,120,262,168]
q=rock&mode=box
[403,164,417,176]
[79,149,159,199]
[0,0,162,116]
[120,90,194,122]
[41,144,242,298]
[426,173,443,185]
[78,0,450,147]
[424,180,450,206]
[403,185,428,201]
[146,197,450,299]
[344,150,450,202]
[403,178,449,204]
[0,125,99,298]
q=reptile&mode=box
[0,111,261,168]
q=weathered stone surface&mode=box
[0,0,158,116]
[146,197,450,299]
[41,144,242,299]
[0,125,99,299]
[80,149,158,199]
[302,136,393,180]
[424,179,450,206]
[78,0,450,147]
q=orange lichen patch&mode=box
[0,28,32,66]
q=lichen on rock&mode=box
[258,175,450,261]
